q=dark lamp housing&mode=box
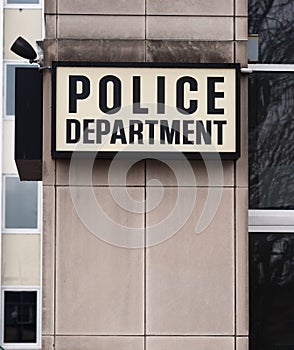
[10,36,37,63]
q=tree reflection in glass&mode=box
[249,0,294,63]
[249,72,294,209]
[250,233,294,349]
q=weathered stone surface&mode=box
[43,39,57,68]
[45,15,56,39]
[45,0,56,14]
[57,39,145,62]
[146,40,234,63]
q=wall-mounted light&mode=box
[10,36,38,63]
[10,36,49,70]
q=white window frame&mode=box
[248,63,294,231]
[4,0,42,9]
[1,287,41,350]
[2,175,42,234]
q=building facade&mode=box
[3,0,294,349]
[0,0,43,349]
[42,1,248,350]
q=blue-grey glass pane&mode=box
[7,0,39,4]
[248,0,294,63]
[250,233,294,350]
[5,177,38,229]
[249,72,294,209]
[4,291,37,343]
[6,64,30,116]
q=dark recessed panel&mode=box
[15,67,43,181]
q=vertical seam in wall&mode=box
[54,3,58,344]
[234,179,237,350]
[233,0,236,62]
[233,1,237,347]
[144,160,147,349]
[55,0,58,39]
[144,0,147,62]
[54,158,57,349]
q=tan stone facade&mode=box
[42,1,248,349]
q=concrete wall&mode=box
[42,1,248,349]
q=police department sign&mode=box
[52,62,240,159]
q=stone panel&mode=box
[45,14,56,39]
[146,188,235,334]
[237,337,249,350]
[55,336,144,350]
[42,336,55,350]
[58,15,145,40]
[236,0,248,16]
[147,336,234,350]
[57,39,145,62]
[56,187,144,334]
[146,40,234,63]
[236,17,248,40]
[58,0,145,15]
[45,0,56,14]
[146,160,234,187]
[147,0,234,16]
[236,74,248,187]
[236,188,249,335]
[42,186,55,335]
[147,16,234,40]
[56,159,145,186]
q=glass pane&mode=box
[249,72,294,209]
[250,233,294,350]
[248,0,294,63]
[6,64,31,116]
[4,291,37,343]
[7,0,39,4]
[5,177,38,229]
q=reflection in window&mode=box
[4,291,37,343]
[250,233,294,349]
[6,0,40,4]
[5,64,31,117]
[4,176,39,229]
[249,72,294,209]
[248,0,294,63]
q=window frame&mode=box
[4,0,42,9]
[2,175,42,234]
[1,287,41,350]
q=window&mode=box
[4,62,34,118]
[2,289,40,348]
[4,291,37,343]
[7,0,40,3]
[4,0,41,8]
[249,0,294,63]
[249,71,294,209]
[3,176,41,232]
[249,233,294,349]
[249,1,294,348]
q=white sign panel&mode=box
[52,63,240,159]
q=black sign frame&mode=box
[52,61,240,160]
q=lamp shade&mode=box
[10,36,37,61]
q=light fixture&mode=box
[10,36,38,63]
